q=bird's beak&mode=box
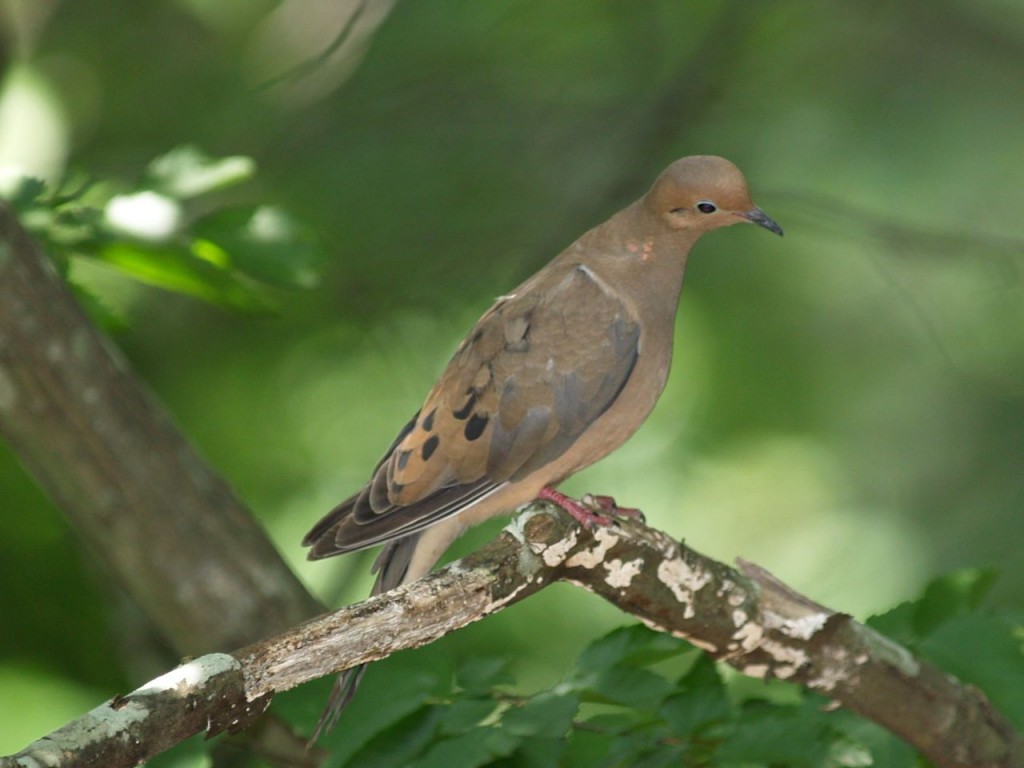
[738,207,784,236]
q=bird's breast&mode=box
[546,322,674,481]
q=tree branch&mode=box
[6,505,1021,768]
[0,202,322,653]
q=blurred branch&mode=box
[776,189,1024,266]
[254,0,396,103]
[776,187,1024,393]
[7,505,1021,768]
[0,202,323,654]
[256,0,371,92]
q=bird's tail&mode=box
[307,533,421,744]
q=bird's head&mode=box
[645,155,783,237]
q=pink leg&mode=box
[538,487,612,527]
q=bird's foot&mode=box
[538,487,612,527]
[582,494,646,523]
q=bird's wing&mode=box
[304,264,640,559]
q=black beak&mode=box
[740,207,783,236]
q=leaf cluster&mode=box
[2,145,324,319]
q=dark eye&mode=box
[696,201,717,214]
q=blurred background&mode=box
[1,0,1022,760]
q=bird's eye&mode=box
[696,201,717,214]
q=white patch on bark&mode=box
[741,663,770,678]
[726,591,746,607]
[760,639,810,679]
[807,652,853,691]
[529,528,578,566]
[486,579,532,611]
[730,619,764,654]
[138,654,240,695]
[779,612,829,640]
[656,557,711,619]
[566,527,619,569]
[603,557,643,589]
[685,636,719,653]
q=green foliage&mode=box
[868,567,999,644]
[2,146,323,315]
[870,568,1024,729]
[298,571,1023,767]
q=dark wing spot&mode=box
[421,407,437,432]
[453,389,479,420]
[421,435,440,462]
[464,413,489,442]
[396,449,412,471]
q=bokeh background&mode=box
[1,0,1022,760]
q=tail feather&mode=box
[308,665,366,745]
[307,535,419,744]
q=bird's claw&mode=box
[537,487,646,528]
[538,487,612,527]
[583,494,646,523]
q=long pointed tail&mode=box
[307,534,421,743]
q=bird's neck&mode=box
[574,201,701,322]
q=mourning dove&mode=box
[303,155,782,735]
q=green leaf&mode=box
[586,724,675,768]
[575,625,690,674]
[493,735,566,768]
[293,657,449,765]
[579,664,673,710]
[344,656,453,730]
[192,204,323,288]
[629,745,690,768]
[456,657,514,694]
[714,703,833,767]
[2,175,47,211]
[866,600,917,647]
[338,706,443,768]
[91,242,272,311]
[501,692,579,738]
[563,725,617,768]
[440,697,499,735]
[868,568,999,645]
[919,612,1024,727]
[828,708,917,768]
[578,711,646,735]
[406,727,520,768]
[914,568,999,635]
[658,655,732,737]
[145,144,256,199]
[3,151,319,313]
[7,177,105,276]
